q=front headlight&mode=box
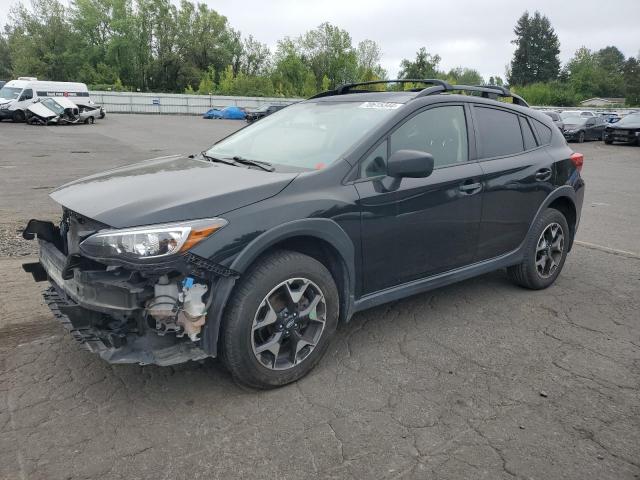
[79,218,227,261]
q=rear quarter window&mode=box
[532,119,553,145]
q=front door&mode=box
[355,104,483,294]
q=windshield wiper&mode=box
[200,151,237,167]
[228,156,275,172]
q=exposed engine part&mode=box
[177,281,208,341]
[146,275,209,342]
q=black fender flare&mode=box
[201,218,356,356]
[524,186,578,250]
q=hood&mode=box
[0,98,13,105]
[28,102,57,118]
[563,123,584,130]
[50,155,297,228]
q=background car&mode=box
[561,110,596,119]
[604,112,640,145]
[203,105,245,120]
[562,115,607,142]
[541,110,564,130]
[245,104,287,123]
[599,112,621,123]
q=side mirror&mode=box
[387,149,434,178]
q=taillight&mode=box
[570,152,584,172]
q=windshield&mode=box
[618,113,640,125]
[206,101,402,169]
[0,86,21,100]
[40,98,64,115]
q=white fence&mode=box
[89,91,301,115]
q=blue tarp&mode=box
[203,106,246,120]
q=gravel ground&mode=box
[0,115,638,480]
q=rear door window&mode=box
[474,106,524,158]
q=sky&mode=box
[1,0,639,80]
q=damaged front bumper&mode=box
[23,218,238,366]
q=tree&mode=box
[624,57,640,106]
[240,35,270,76]
[356,39,386,81]
[508,11,560,85]
[398,47,441,79]
[197,66,215,94]
[446,67,483,85]
[271,38,311,96]
[0,34,12,78]
[299,22,358,89]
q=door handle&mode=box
[535,168,552,181]
[459,181,482,194]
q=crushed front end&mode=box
[22,210,237,366]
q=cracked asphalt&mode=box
[1,115,639,480]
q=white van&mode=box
[0,77,92,122]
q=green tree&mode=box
[356,39,386,82]
[0,34,12,78]
[300,22,358,88]
[623,57,640,106]
[302,70,317,97]
[240,35,270,76]
[509,11,560,85]
[271,38,310,96]
[218,64,235,94]
[446,67,483,85]
[197,66,215,94]
[398,47,441,79]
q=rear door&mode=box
[471,105,555,260]
[355,103,484,293]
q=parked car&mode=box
[245,104,287,123]
[541,110,564,130]
[76,103,105,123]
[26,97,81,125]
[604,112,640,145]
[0,80,5,89]
[22,79,584,388]
[562,115,607,142]
[561,110,596,119]
[0,77,92,122]
[26,97,103,125]
[203,106,245,120]
[599,112,621,123]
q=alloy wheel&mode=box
[251,278,327,370]
[535,223,565,278]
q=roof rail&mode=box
[416,83,529,107]
[308,79,452,99]
[307,79,529,107]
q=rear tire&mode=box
[221,250,339,389]
[507,208,570,290]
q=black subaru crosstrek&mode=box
[23,80,585,388]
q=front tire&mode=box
[577,131,585,143]
[221,250,339,389]
[507,208,570,290]
[12,110,25,123]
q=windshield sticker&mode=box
[359,102,402,110]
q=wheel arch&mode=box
[201,219,357,357]
[530,186,578,251]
